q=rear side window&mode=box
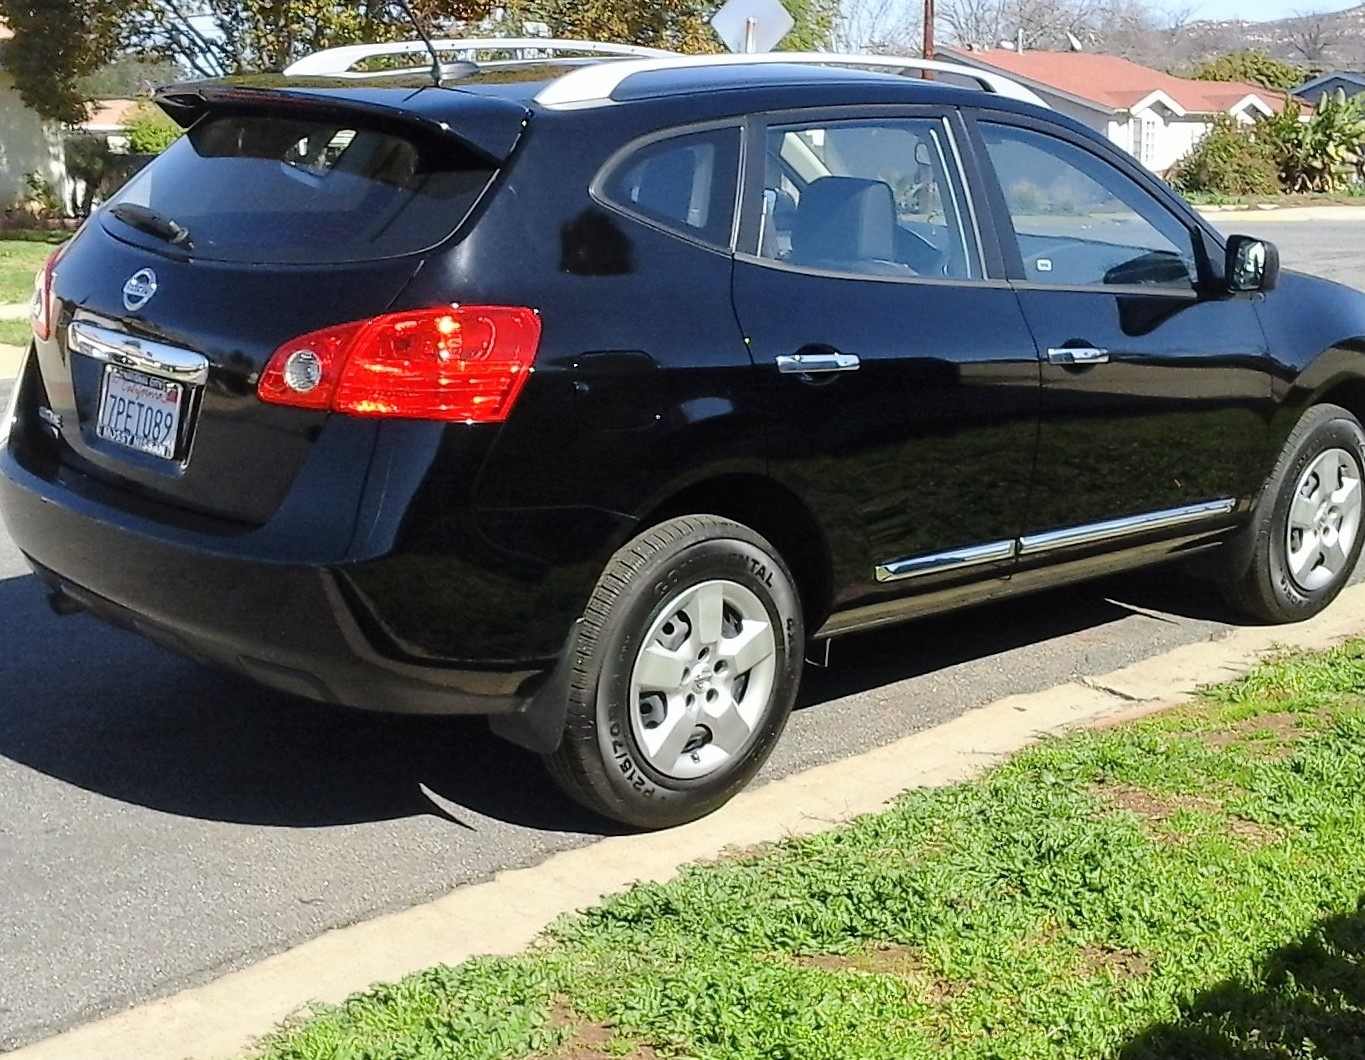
[103,113,497,264]
[597,127,741,248]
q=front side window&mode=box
[757,117,978,281]
[598,127,741,248]
[980,122,1197,290]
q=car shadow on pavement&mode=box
[796,567,1240,710]
[0,565,1244,834]
[1116,901,1365,1059]
[0,571,616,835]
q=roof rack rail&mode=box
[533,52,1048,108]
[283,38,677,79]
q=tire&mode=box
[1220,402,1365,623]
[543,515,804,829]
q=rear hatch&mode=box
[39,84,528,528]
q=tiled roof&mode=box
[82,98,140,131]
[946,48,1295,116]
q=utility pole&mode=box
[922,0,935,76]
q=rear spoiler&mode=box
[154,81,530,163]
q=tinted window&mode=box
[599,127,741,247]
[103,114,496,265]
[980,123,1197,290]
[757,118,978,280]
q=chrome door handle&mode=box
[776,352,861,374]
[1047,346,1109,366]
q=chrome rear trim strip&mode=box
[1017,498,1236,556]
[875,538,1015,583]
[68,320,210,386]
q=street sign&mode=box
[710,0,794,54]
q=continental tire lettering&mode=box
[748,558,774,588]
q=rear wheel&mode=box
[1220,403,1365,622]
[544,515,804,829]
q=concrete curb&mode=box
[13,583,1365,1060]
[1198,204,1365,223]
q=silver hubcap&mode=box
[1285,447,1363,592]
[628,579,778,781]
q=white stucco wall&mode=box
[1027,85,1224,175]
[0,72,68,210]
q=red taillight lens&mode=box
[258,306,541,423]
[31,243,66,342]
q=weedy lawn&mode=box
[0,232,64,306]
[0,320,32,347]
[253,641,1365,1060]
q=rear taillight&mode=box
[258,305,541,423]
[31,243,67,342]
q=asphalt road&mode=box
[3,214,1365,1050]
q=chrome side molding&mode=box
[876,498,1236,582]
[875,538,1014,582]
[68,320,209,387]
[1017,498,1236,556]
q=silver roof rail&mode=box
[284,38,678,79]
[534,52,1048,109]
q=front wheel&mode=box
[1220,403,1365,623]
[543,515,804,829]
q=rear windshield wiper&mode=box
[109,203,193,249]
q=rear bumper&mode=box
[0,449,559,716]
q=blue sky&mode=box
[1187,0,1360,20]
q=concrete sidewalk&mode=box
[12,583,1365,1060]
[1197,203,1365,223]
[0,343,24,379]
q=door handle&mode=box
[776,351,861,374]
[1047,346,1109,366]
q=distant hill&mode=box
[1162,4,1365,71]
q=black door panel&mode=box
[971,117,1275,538]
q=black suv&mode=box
[4,43,1365,828]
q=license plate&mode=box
[96,366,184,461]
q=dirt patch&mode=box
[544,1001,659,1060]
[1096,782,1279,845]
[1203,711,1307,757]
[1081,943,1151,980]
[792,945,958,1001]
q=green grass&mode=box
[0,320,32,348]
[0,234,61,305]
[250,642,1365,1060]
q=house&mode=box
[0,19,69,211]
[1292,70,1365,104]
[80,98,140,153]
[945,48,1299,173]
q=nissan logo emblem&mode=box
[122,269,158,313]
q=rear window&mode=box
[103,113,497,264]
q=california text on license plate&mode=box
[96,366,183,461]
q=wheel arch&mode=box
[634,473,835,633]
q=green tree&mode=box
[2,0,839,125]
[1187,51,1305,93]
[0,0,127,123]
[79,54,185,98]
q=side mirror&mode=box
[1225,235,1279,293]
